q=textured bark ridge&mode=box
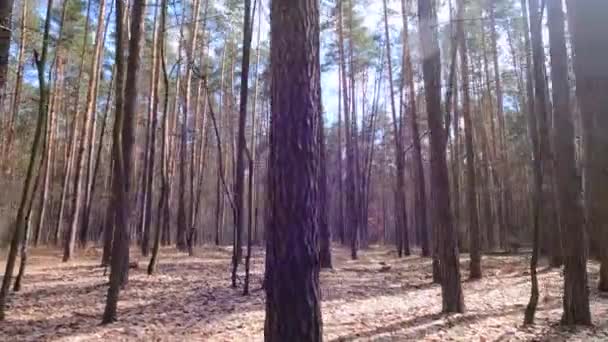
[265,0,323,340]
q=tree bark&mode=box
[418,0,464,313]
[547,0,591,325]
[264,0,323,339]
[565,0,608,293]
[102,0,145,324]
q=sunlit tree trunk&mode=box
[0,0,54,320]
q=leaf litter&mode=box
[0,246,607,341]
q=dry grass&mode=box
[0,245,607,341]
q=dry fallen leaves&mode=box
[0,246,606,341]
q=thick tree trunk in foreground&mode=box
[264,0,323,339]
[565,0,608,293]
[418,0,464,313]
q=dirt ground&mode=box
[0,245,607,341]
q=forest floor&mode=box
[1,245,607,341]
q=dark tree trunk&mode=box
[102,0,144,324]
[524,0,546,325]
[264,0,323,339]
[14,135,48,292]
[565,0,608,293]
[547,0,591,326]
[232,0,254,288]
[148,0,169,275]
[418,0,464,313]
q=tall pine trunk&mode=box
[565,0,608,293]
[547,0,591,325]
[264,0,323,339]
[457,0,481,280]
[232,0,253,288]
[102,0,145,324]
[418,0,464,313]
[384,0,409,258]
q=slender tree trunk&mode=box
[0,0,14,107]
[148,0,169,275]
[524,0,546,324]
[2,0,25,173]
[214,45,227,247]
[244,3,263,290]
[384,0,409,258]
[101,158,114,266]
[337,0,358,260]
[34,59,61,246]
[66,0,107,256]
[337,46,345,245]
[232,0,254,288]
[456,0,481,280]
[418,0,464,313]
[140,1,160,257]
[102,0,145,324]
[0,0,53,320]
[14,137,48,292]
